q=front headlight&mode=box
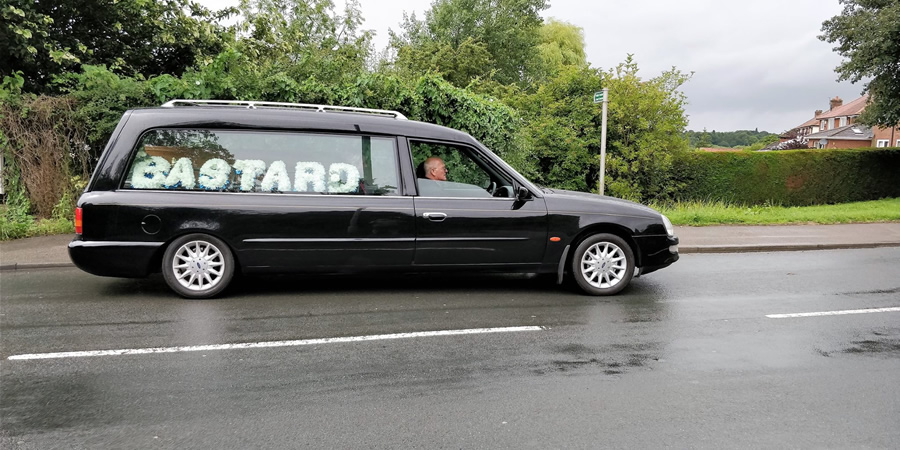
[661,214,675,237]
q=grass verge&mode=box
[653,198,900,226]
[1,213,73,241]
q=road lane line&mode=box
[6,326,545,361]
[766,307,900,319]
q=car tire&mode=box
[571,233,635,296]
[162,233,235,299]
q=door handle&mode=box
[423,212,447,222]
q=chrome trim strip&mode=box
[415,196,519,201]
[122,204,415,211]
[552,211,658,220]
[73,241,163,248]
[416,207,537,213]
[244,238,415,243]
[416,237,528,242]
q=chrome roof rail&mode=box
[159,99,408,120]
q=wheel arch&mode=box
[149,230,243,275]
[565,223,642,273]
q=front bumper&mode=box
[635,235,679,276]
[68,239,164,278]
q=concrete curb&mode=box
[1,262,76,271]
[679,242,900,254]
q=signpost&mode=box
[594,88,609,195]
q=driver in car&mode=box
[423,156,448,181]
[416,155,500,198]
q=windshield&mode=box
[476,144,542,194]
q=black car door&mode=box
[408,140,548,268]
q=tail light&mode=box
[75,207,83,235]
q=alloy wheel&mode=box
[171,240,226,292]
[580,241,627,289]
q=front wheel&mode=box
[571,233,635,296]
[162,233,235,299]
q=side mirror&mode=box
[516,186,532,201]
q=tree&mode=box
[390,36,495,87]
[696,130,713,148]
[233,0,373,85]
[820,0,900,127]
[512,56,692,201]
[684,129,777,148]
[602,56,692,201]
[389,0,548,87]
[534,19,588,80]
[511,66,606,191]
[0,0,231,94]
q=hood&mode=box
[541,187,661,218]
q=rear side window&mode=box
[124,130,399,195]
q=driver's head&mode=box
[424,157,448,181]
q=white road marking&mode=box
[766,307,900,319]
[6,326,545,361]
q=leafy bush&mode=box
[0,158,34,240]
[1,95,91,218]
[671,148,900,206]
[409,75,526,173]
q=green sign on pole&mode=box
[593,91,604,103]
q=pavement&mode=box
[2,223,900,271]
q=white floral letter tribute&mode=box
[130,151,172,189]
[198,158,232,190]
[130,153,366,194]
[261,160,292,192]
[328,163,360,193]
[233,159,266,191]
[164,158,196,190]
[294,162,327,192]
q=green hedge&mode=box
[671,148,900,206]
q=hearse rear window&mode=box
[124,130,399,195]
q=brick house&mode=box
[783,95,900,149]
[817,96,867,131]
[872,126,900,148]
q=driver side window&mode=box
[410,141,514,198]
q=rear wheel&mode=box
[162,234,234,299]
[571,233,634,296]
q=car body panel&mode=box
[412,196,548,267]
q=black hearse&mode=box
[70,100,678,298]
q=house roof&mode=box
[797,116,820,128]
[818,95,868,119]
[782,115,821,137]
[805,123,873,140]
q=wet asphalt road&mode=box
[1,248,899,449]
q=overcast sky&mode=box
[197,0,864,133]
